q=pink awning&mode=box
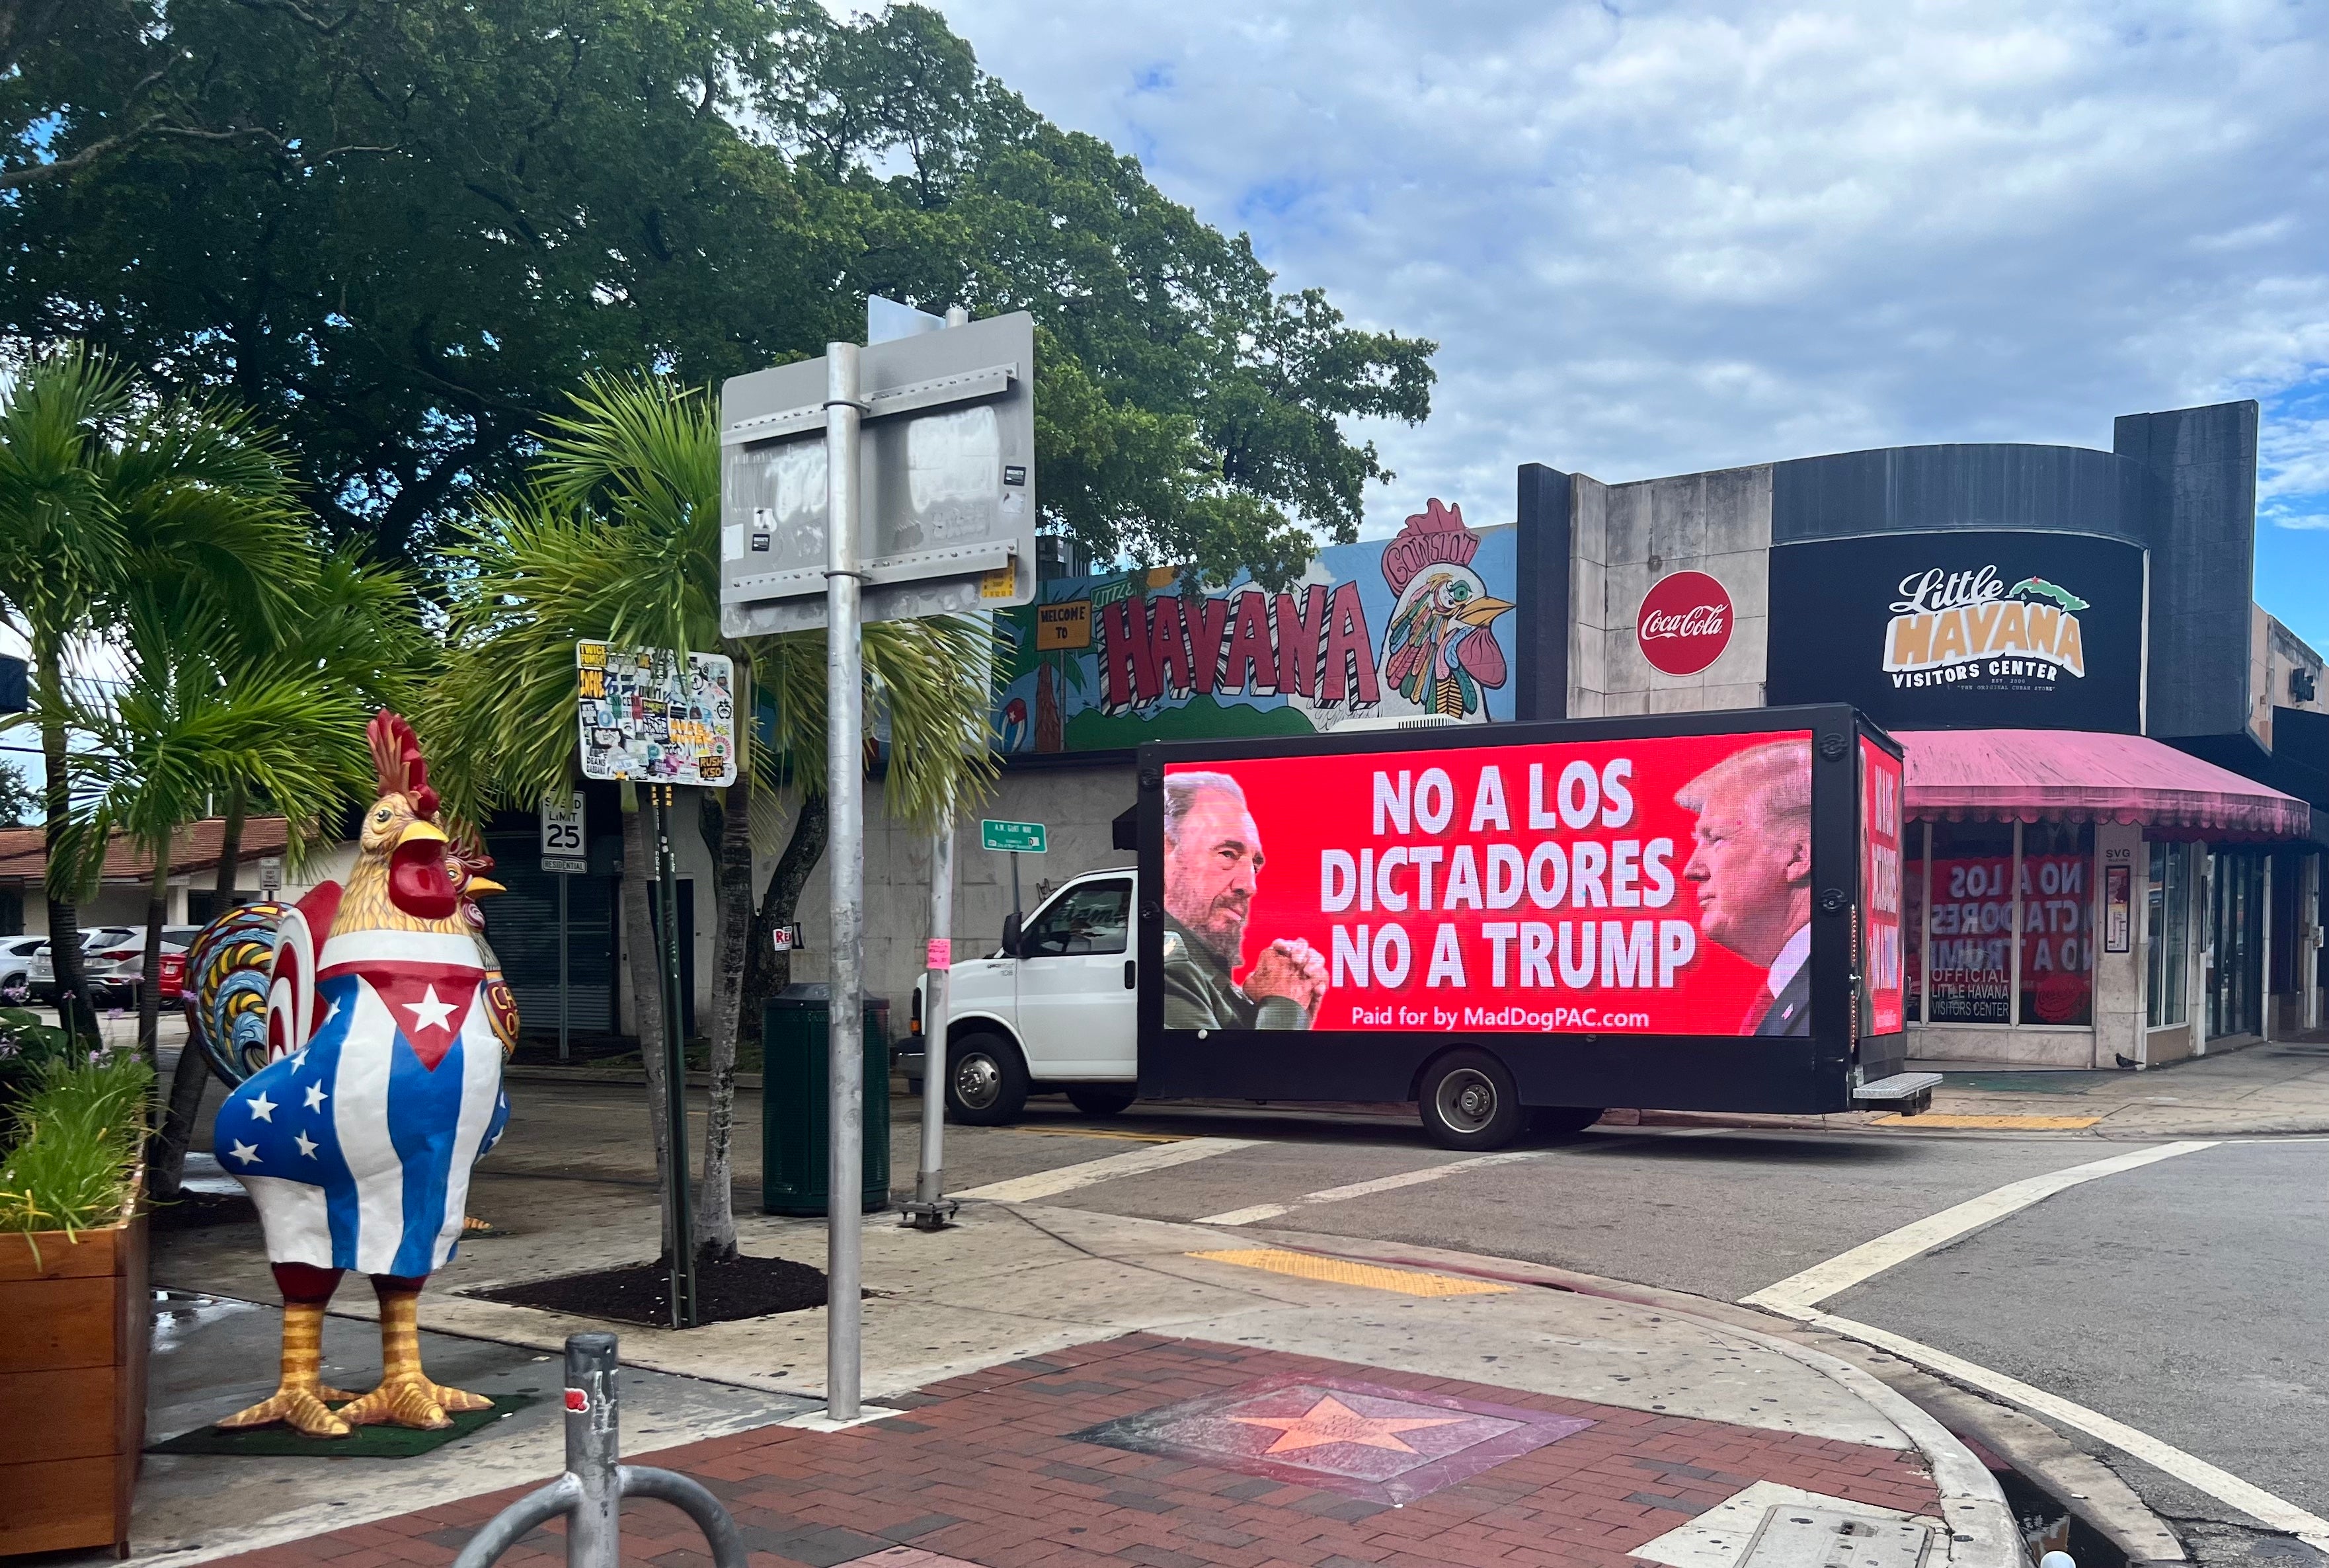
[1899,729,2313,840]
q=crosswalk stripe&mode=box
[956,1136,1260,1202]
[1195,1150,1544,1226]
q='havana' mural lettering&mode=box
[994,500,1518,755]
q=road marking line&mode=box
[1188,1248,1513,1298]
[1195,1150,1544,1226]
[1780,1307,2329,1553]
[1005,1125,1185,1143]
[1740,1140,2217,1312]
[956,1136,1259,1202]
[1872,1113,2102,1129]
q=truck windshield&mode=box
[1021,880,1130,957]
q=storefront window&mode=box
[2146,842,2190,1028]
[2209,851,2266,1039]
[2018,821,2094,1025]
[1903,824,1926,1023]
[1926,820,2015,1023]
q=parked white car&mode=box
[900,867,1138,1123]
[30,926,197,1006]
[0,935,46,1003]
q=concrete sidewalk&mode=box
[139,1182,2020,1568]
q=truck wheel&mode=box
[945,1033,1028,1125]
[1528,1105,1605,1138]
[1065,1084,1137,1117]
[1419,1049,1522,1150]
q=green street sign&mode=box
[981,818,1046,853]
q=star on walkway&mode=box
[227,1140,260,1165]
[403,984,455,1034]
[303,1082,327,1111]
[294,1130,318,1158]
[247,1091,277,1123]
[1229,1395,1470,1455]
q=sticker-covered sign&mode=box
[1158,729,1817,1038]
[576,641,737,787]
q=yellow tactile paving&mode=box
[1874,1113,2102,1129]
[1189,1248,1514,1297]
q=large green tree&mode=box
[3,0,1433,583]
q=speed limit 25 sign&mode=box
[541,790,588,875]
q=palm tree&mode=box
[58,579,372,1057]
[433,372,994,1264]
[0,344,315,1040]
[139,548,434,1200]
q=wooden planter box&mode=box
[0,1181,147,1559]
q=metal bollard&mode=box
[452,1334,746,1568]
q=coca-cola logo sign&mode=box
[1637,570,1734,676]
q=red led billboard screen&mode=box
[1158,728,1817,1039]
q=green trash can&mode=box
[761,984,892,1216]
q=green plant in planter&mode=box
[0,1051,153,1240]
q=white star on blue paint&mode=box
[294,1130,318,1158]
[304,1083,327,1111]
[227,1140,260,1165]
[247,1091,277,1122]
[321,998,341,1025]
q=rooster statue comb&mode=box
[210,709,510,1438]
[368,710,440,820]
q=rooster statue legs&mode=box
[214,1263,361,1438]
[213,713,509,1436]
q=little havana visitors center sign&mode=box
[1763,529,2145,733]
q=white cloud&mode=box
[929,0,2329,561]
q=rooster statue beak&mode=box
[466,877,506,897]
[387,820,459,919]
[1456,594,1514,627]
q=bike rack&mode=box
[452,1333,746,1568]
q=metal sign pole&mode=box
[822,341,867,1420]
[652,783,699,1329]
[559,871,571,1064]
[904,814,957,1230]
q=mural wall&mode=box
[994,501,1519,756]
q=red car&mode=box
[156,950,188,1003]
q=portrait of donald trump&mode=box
[1676,740,1814,1036]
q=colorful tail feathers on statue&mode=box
[185,902,291,1087]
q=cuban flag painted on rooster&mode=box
[216,714,508,1278]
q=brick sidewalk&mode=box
[214,1336,1944,1568]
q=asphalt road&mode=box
[1826,1139,2329,1548]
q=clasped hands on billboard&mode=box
[1162,730,1817,1039]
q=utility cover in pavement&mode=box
[1739,1507,1932,1568]
[1070,1372,1593,1505]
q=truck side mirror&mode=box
[1000,912,1022,959]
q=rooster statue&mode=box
[210,713,511,1436]
[1383,571,1513,719]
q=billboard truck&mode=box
[901,706,1933,1150]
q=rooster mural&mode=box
[210,713,511,1436]
[1380,501,1513,719]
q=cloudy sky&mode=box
[930,0,2329,647]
